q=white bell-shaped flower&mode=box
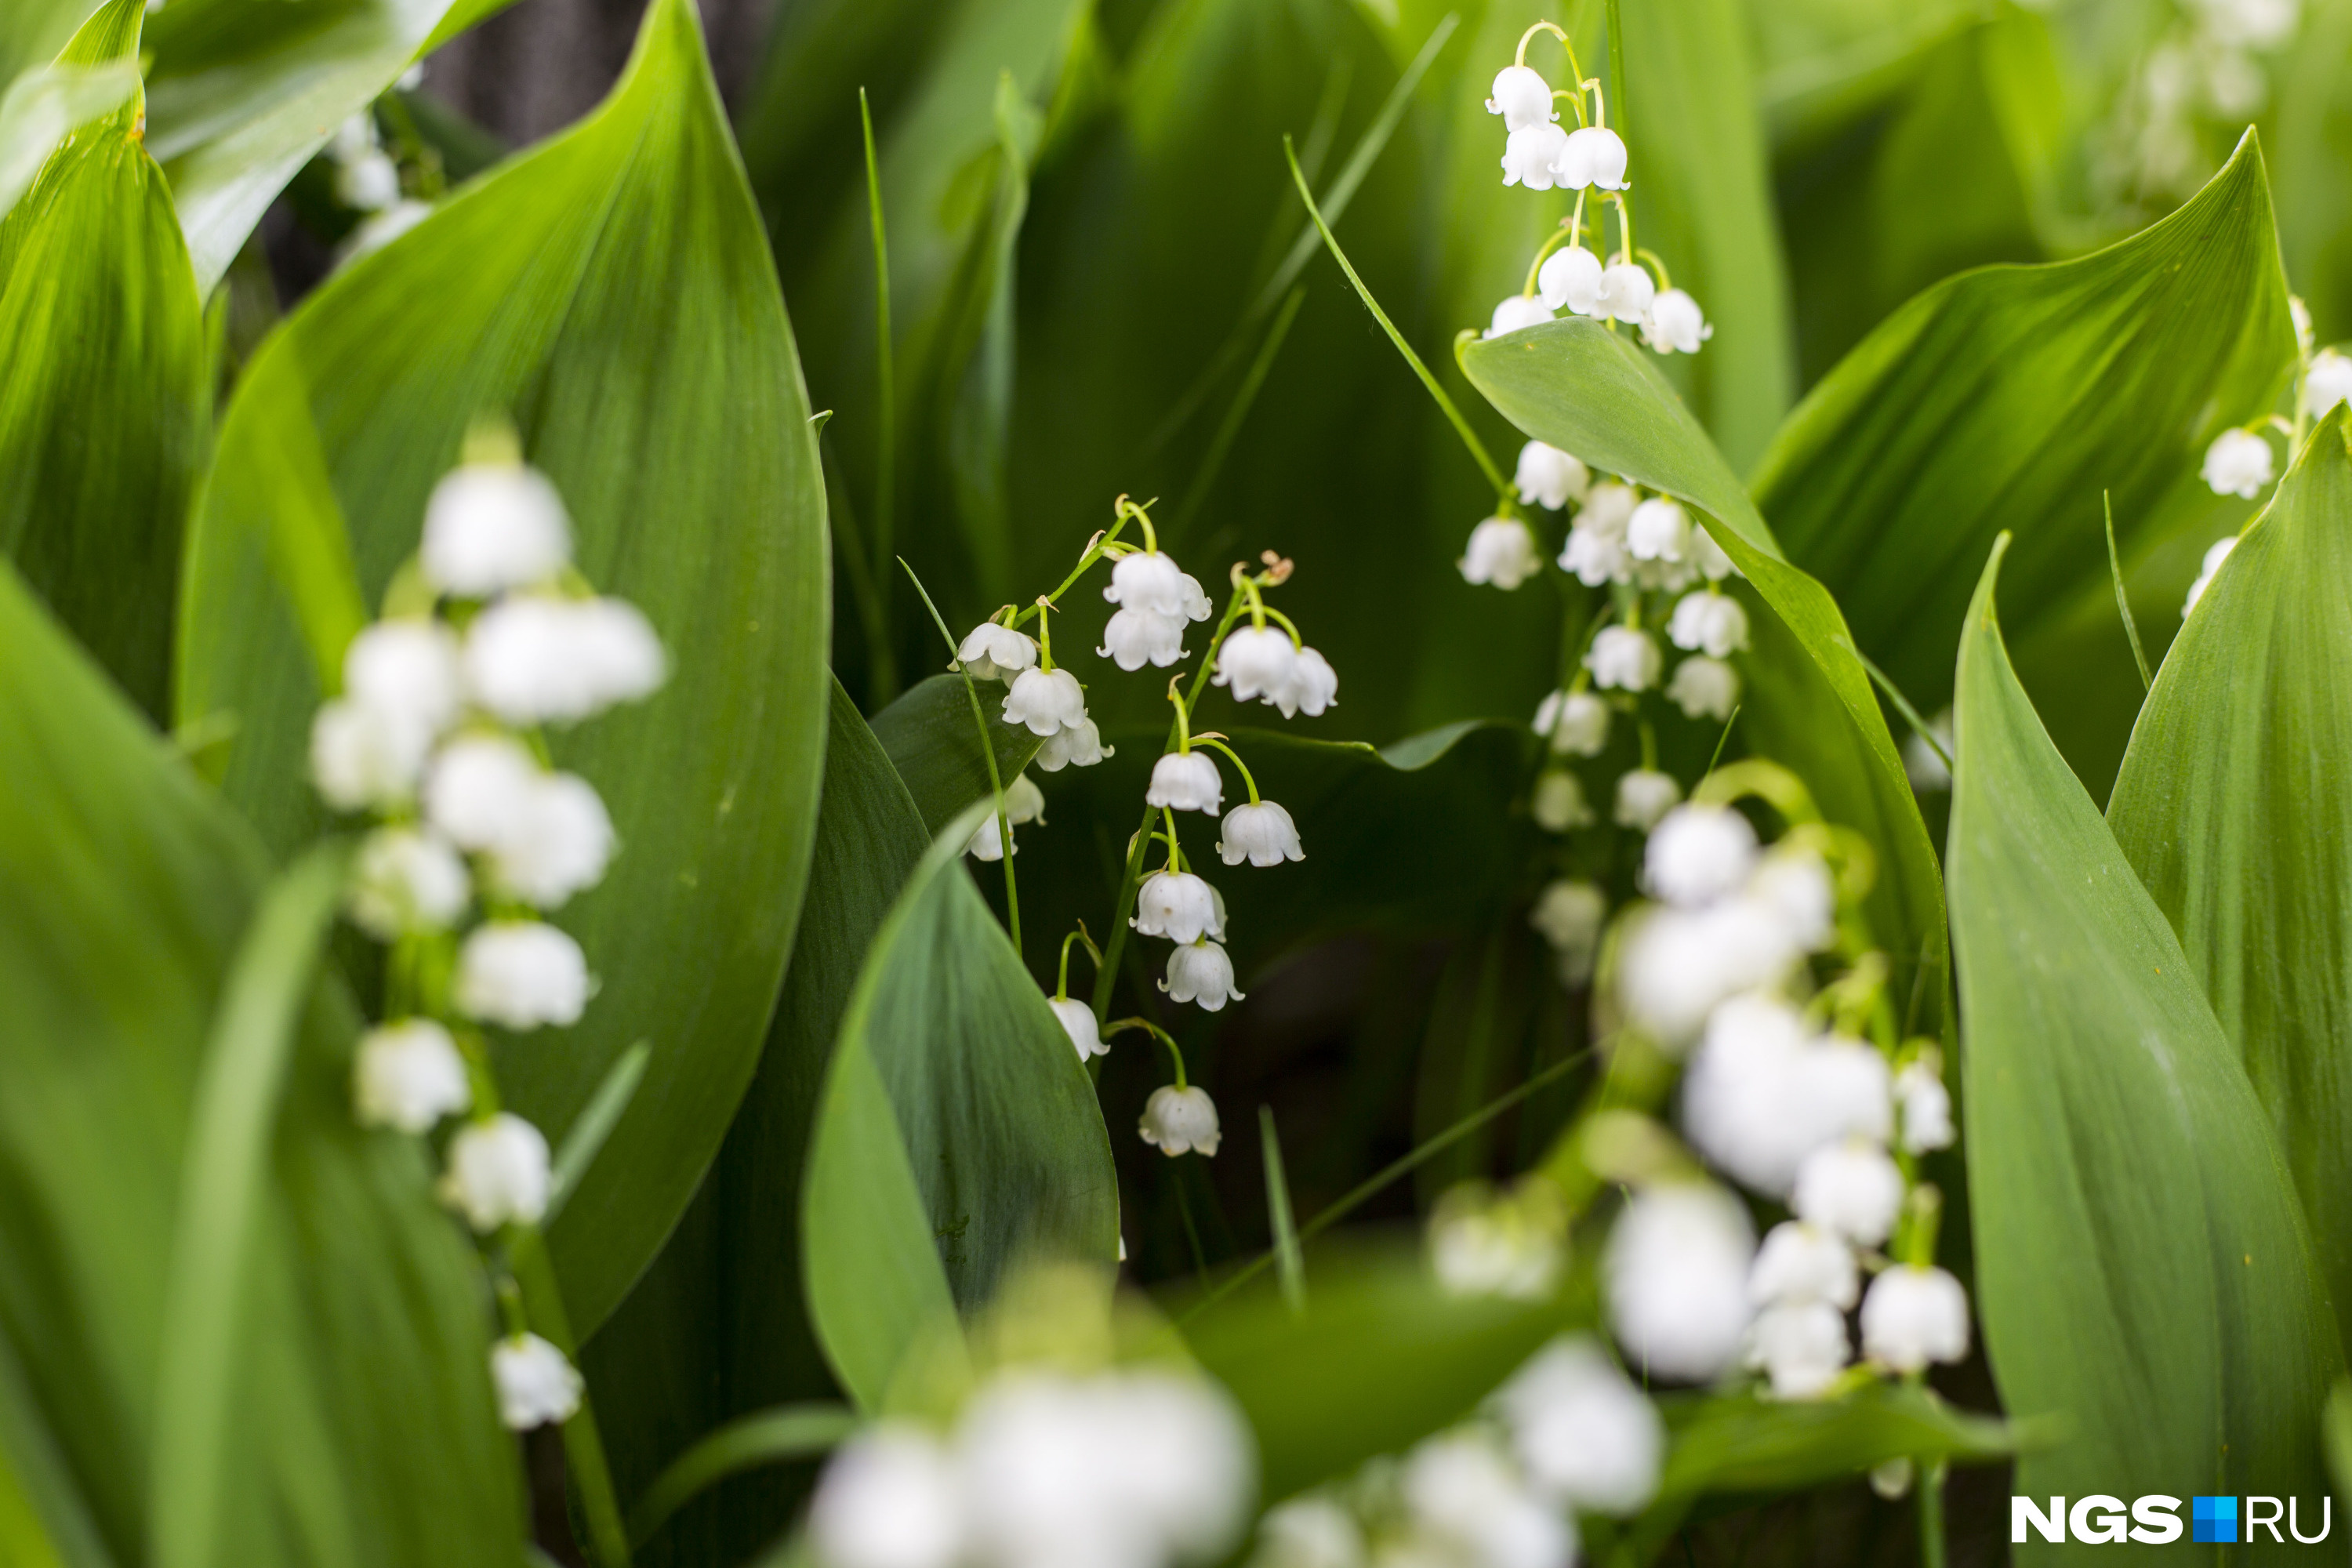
[438,1112,550,1230]
[1399,1430,1572,1568]
[1643,289,1713,354]
[2181,534,2238,617]
[1163,939,1244,1011]
[343,619,463,740]
[1148,751,1224,814]
[1559,521,1631,586]
[1613,768,1682,829]
[1690,524,1738,582]
[1033,717,1112,771]
[421,462,572,597]
[1459,515,1544,590]
[464,596,666,725]
[423,732,539,850]
[2307,347,2352,416]
[1214,626,1298,703]
[1585,626,1661,691]
[1860,1265,1970,1372]
[1098,606,1189,670]
[1665,656,1739,723]
[1748,1220,1859,1309]
[1537,245,1606,316]
[490,1333,584,1430]
[964,814,1014,862]
[956,620,1038,682]
[485,771,615,909]
[1501,122,1570,189]
[1683,1004,1893,1196]
[1004,771,1047,825]
[1536,688,1610,756]
[1496,1335,1663,1514]
[1746,1301,1849,1399]
[1486,64,1557,130]
[1133,869,1221,943]
[809,1425,965,1568]
[1606,1182,1755,1382]
[347,826,469,938]
[1667,590,1748,657]
[335,150,401,212]
[1533,770,1595,832]
[1896,1057,1955,1152]
[455,920,590,1030]
[1000,666,1088,736]
[353,1019,470,1133]
[1626,497,1691,563]
[2201,427,2274,498]
[1218,800,1304,866]
[1515,441,1591,510]
[1596,261,1656,324]
[1555,124,1629,190]
[1140,1084,1222,1156]
[1104,550,1203,619]
[1748,844,1838,953]
[1530,878,1607,985]
[1273,645,1339,718]
[310,698,434,811]
[1618,898,1802,1045]
[329,111,380,165]
[1050,996,1107,1061]
[1486,293,1557,339]
[1644,804,1757,906]
[1791,1138,1906,1245]
[1580,480,1639,535]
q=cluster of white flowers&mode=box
[809,1366,1254,1568]
[1247,1336,1661,1568]
[2100,0,2299,204]
[310,444,666,1432]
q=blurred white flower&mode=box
[1515,441,1591,510]
[490,1333,583,1430]
[310,698,433,811]
[1251,1497,1365,1568]
[424,733,538,848]
[1791,1139,1906,1246]
[1533,770,1595,832]
[1613,768,1682,830]
[1579,481,1638,537]
[1643,804,1757,906]
[347,826,469,938]
[1050,996,1107,1061]
[2307,347,2352,417]
[343,619,463,739]
[1896,1057,1955,1153]
[2190,0,2298,48]
[1486,294,1558,339]
[1219,801,1305,866]
[1502,123,1571,189]
[1596,263,1655,325]
[335,149,401,212]
[957,621,1039,682]
[421,462,572,597]
[1904,709,1955,791]
[1860,1265,1971,1372]
[1606,1182,1755,1383]
[1534,688,1610,756]
[1690,526,1738,583]
[1626,498,1691,564]
[1666,591,1748,658]
[1665,656,1738,722]
[439,1112,550,1230]
[1141,1085,1223,1156]
[810,1425,964,1568]
[1400,1431,1573,1568]
[1486,65,1557,130]
[1100,607,1191,670]
[353,1019,470,1133]
[2201,428,2274,498]
[1747,844,1837,953]
[485,771,615,909]
[1584,626,1660,691]
[1642,289,1713,354]
[1537,245,1606,317]
[1004,772,1047,825]
[1215,626,1298,703]
[1555,125,1628,191]
[1559,520,1630,586]
[1683,1004,1892,1196]
[1617,898,1799,1044]
[1497,1335,1662,1513]
[1035,717,1113,771]
[329,111,379,165]
[1430,1183,1564,1301]
[1746,1301,1849,1399]
[1748,1220,1859,1309]
[1163,940,1244,1011]
[1149,752,1225,814]
[1530,879,1607,985]
[2182,535,2238,618]
[1459,516,1544,590]
[1002,667,1090,737]
[465,595,666,725]
[455,920,590,1030]
[1134,870,1222,944]
[1274,646,1339,719]
[965,815,1014,862]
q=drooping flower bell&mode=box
[463,596,666,725]
[347,826,469,938]
[1459,516,1544,590]
[1033,717,1112,771]
[1147,751,1224,814]
[420,461,572,597]
[1896,1056,1956,1152]
[1748,1220,1860,1310]
[1613,768,1681,829]
[1001,666,1089,736]
[2307,347,2352,417]
[1746,1300,1849,1399]
[1666,589,1748,659]
[455,920,591,1030]
[1529,877,1606,985]
[1485,294,1557,339]
[343,619,463,739]
[1534,688,1610,755]
[1605,1182,1755,1382]
[1486,64,1557,130]
[1275,646,1339,718]
[490,1332,584,1430]
[809,1426,965,1568]
[2201,427,2274,498]
[438,1112,552,1230]
[354,1019,471,1133]
[1626,497,1692,564]
[1098,607,1189,670]
[1537,244,1606,317]
[1533,769,1595,831]
[1049,996,1106,1061]
[1495,1335,1664,1513]
[1514,441,1592,510]
[1133,869,1222,944]
[2181,534,2238,617]
[1163,939,1245,1011]
[1666,656,1739,722]
[956,620,1038,682]
[1555,125,1628,190]
[1501,122,1571,189]
[1218,800,1305,866]
[1642,803,1757,906]
[1214,625,1297,704]
[1859,1265,1971,1372]
[1596,261,1656,324]
[1791,1138,1905,1246]
[1584,626,1661,691]
[1140,1084,1223,1156]
[1643,289,1713,354]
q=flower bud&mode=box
[1049,996,1106,1061]
[2201,427,2274,498]
[956,621,1037,682]
[1484,293,1557,339]
[1530,879,1607,985]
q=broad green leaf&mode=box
[804,801,1121,1406]
[143,0,459,291]
[176,0,831,1335]
[1753,133,2296,715]
[0,0,205,721]
[869,672,1046,834]
[590,680,927,1563]
[0,60,136,225]
[0,557,518,1568]
[1947,536,2339,1519]
[1461,321,1948,1033]
[2107,409,2352,1358]
[2270,0,2352,343]
[1655,1384,2017,1499]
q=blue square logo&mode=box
[2193,1496,2238,1544]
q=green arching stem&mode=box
[1189,735,1260,804]
[1125,497,1160,554]
[1636,245,1671,292]
[1919,1459,1950,1568]
[1610,191,1636,270]
[1514,18,1572,73]
[1010,499,1148,630]
[1109,1016,1191,1089]
[507,1229,631,1567]
[1055,922,1101,1001]
[1586,76,1608,132]
[1160,807,1188,873]
[1167,677,1194,753]
[1638,717,1658,771]
[899,560,1022,953]
[1033,598,1056,671]
[1550,86,1590,128]
[1255,602,1304,648]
